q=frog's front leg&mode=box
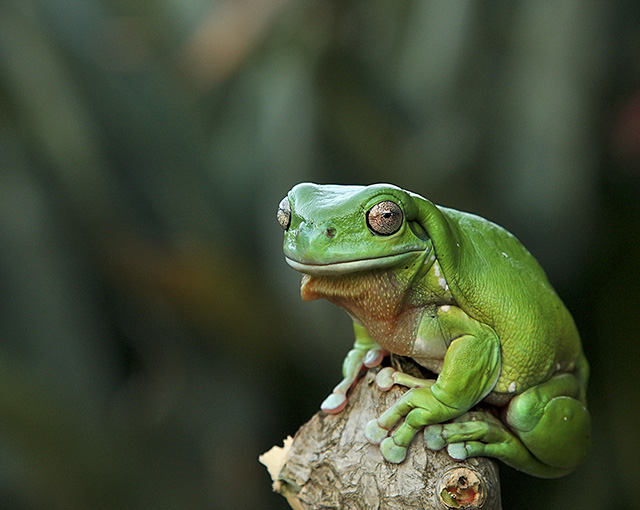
[321,321,388,414]
[365,305,502,463]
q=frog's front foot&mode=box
[364,348,387,368]
[380,437,409,463]
[321,345,389,414]
[363,419,409,462]
[365,386,440,463]
[321,393,348,414]
[364,370,439,461]
[364,419,389,444]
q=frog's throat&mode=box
[285,250,424,276]
[299,269,424,355]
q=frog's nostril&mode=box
[325,227,336,238]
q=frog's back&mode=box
[430,205,584,393]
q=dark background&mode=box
[1,1,639,509]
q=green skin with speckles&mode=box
[278,183,590,478]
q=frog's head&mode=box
[277,183,433,276]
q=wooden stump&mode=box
[261,358,502,509]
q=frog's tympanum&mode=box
[277,183,590,478]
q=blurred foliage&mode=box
[0,0,639,509]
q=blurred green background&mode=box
[1,1,639,509]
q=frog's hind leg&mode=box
[424,373,591,478]
[504,372,591,471]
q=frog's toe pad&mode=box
[364,348,386,368]
[424,424,446,451]
[447,442,468,461]
[321,393,347,414]
[365,419,389,444]
[375,367,396,391]
[380,437,408,463]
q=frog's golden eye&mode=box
[277,197,291,230]
[367,200,403,235]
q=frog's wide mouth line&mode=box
[285,250,425,276]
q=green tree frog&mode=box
[277,183,590,478]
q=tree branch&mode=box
[261,357,502,509]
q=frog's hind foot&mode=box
[375,367,435,392]
[425,411,515,459]
[423,410,578,478]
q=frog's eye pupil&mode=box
[367,200,403,235]
[277,197,291,230]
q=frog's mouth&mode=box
[285,250,424,276]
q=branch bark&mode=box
[261,357,502,509]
